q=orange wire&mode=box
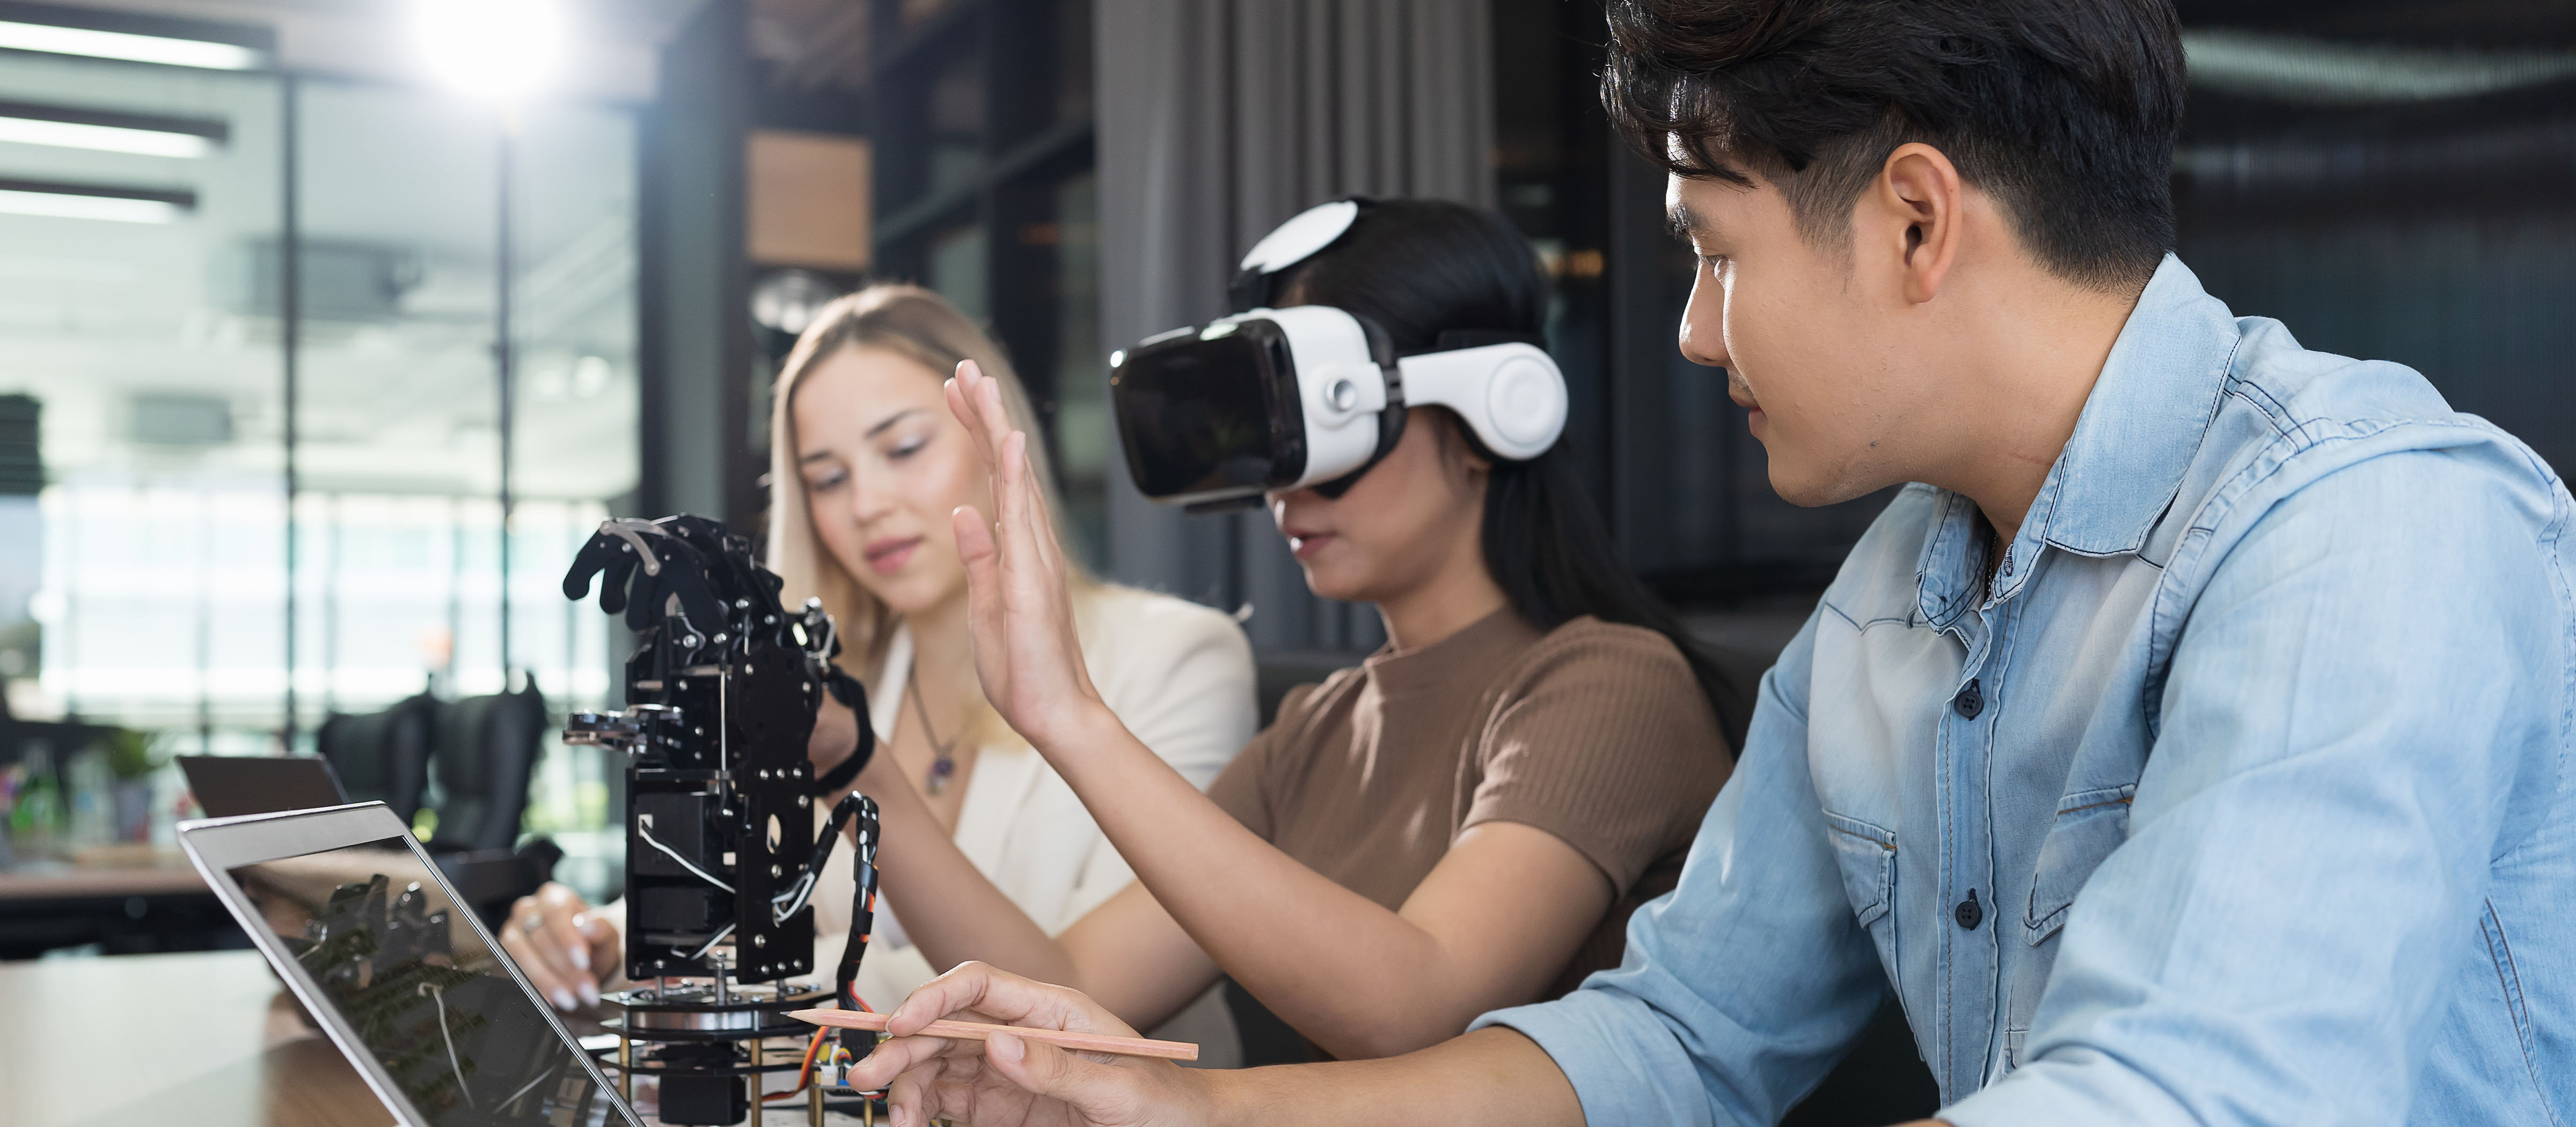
[761,995,879,1102]
[759,1028,831,1101]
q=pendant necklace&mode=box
[906,661,959,796]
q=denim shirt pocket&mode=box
[2001,785,2135,1079]
[1824,810,1901,990]
[2024,785,2136,946]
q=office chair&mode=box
[423,682,548,854]
[316,691,438,826]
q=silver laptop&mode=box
[179,801,645,1127]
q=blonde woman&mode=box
[503,286,1257,1049]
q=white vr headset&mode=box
[1109,199,1570,513]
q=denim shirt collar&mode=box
[1917,255,2242,627]
[2027,255,2242,557]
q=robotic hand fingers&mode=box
[561,518,655,611]
[657,515,764,618]
[564,517,734,642]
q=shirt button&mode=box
[1952,679,1984,719]
[1955,889,1983,930]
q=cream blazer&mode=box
[809,583,1256,1049]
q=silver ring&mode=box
[520,913,545,934]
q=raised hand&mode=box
[846,962,1213,1127]
[943,361,1113,753]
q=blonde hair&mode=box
[766,284,1089,686]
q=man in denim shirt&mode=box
[846,0,2574,1123]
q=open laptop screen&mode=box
[178,755,348,818]
[228,836,620,1127]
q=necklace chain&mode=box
[906,660,960,796]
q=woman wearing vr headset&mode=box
[831,200,1741,1062]
[500,286,1259,1035]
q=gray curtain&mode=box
[1094,0,1497,655]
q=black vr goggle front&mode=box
[1109,199,1570,514]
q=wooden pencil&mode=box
[785,1008,1199,1062]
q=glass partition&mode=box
[0,48,636,883]
[0,52,284,744]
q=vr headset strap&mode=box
[1422,328,1547,353]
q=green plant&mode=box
[94,727,158,781]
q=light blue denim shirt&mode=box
[1475,257,2574,1125]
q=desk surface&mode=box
[0,949,379,1127]
[0,845,208,902]
[0,951,872,1127]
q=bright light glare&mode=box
[416,0,566,101]
[0,116,209,157]
[0,20,261,70]
[0,189,178,224]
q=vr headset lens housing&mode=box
[1110,304,1564,510]
[1111,306,1391,507]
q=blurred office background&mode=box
[0,0,2564,999]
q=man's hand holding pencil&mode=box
[840,962,1216,1127]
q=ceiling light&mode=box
[0,102,225,158]
[2185,30,2576,105]
[0,116,203,156]
[0,19,263,71]
[0,179,193,224]
[415,0,566,103]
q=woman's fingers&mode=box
[938,361,1108,736]
[975,375,1056,578]
[496,920,564,1007]
[1020,438,1064,576]
[946,363,1001,473]
[955,502,1001,578]
[997,433,1060,612]
[533,885,596,977]
[1005,425,1056,575]
[963,361,1019,465]
[577,912,620,995]
[499,896,582,1011]
[994,430,1038,582]
[952,363,1056,592]
[955,503,1012,698]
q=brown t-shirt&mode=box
[1209,609,1734,1008]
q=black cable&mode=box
[835,793,882,1062]
[811,668,874,795]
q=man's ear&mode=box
[1872,142,1965,305]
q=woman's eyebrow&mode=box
[865,406,925,439]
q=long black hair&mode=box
[1278,198,1747,745]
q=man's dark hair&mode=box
[1604,0,2185,290]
